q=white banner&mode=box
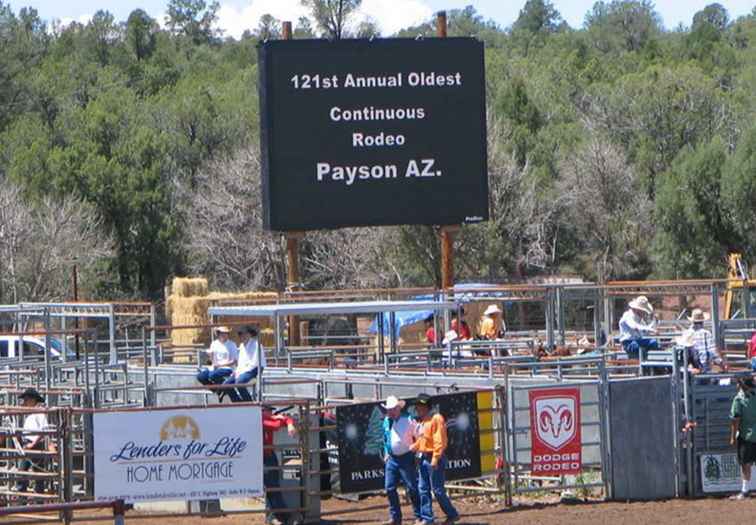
[94,406,263,503]
[700,453,756,493]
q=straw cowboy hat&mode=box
[442,330,459,345]
[688,308,710,323]
[484,304,503,316]
[676,331,695,348]
[215,326,231,334]
[382,396,405,410]
[628,296,654,315]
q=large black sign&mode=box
[258,38,488,231]
[335,392,483,494]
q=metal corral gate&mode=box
[506,378,609,497]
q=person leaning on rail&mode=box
[682,309,727,375]
[225,326,266,402]
[262,405,298,525]
[730,377,756,500]
[618,295,658,360]
[410,393,460,525]
[380,396,421,525]
[196,326,238,401]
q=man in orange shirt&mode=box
[410,394,459,525]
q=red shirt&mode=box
[750,333,756,358]
[451,319,471,340]
[425,327,436,344]
[263,413,294,452]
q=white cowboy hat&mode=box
[215,326,231,334]
[484,304,503,316]
[382,396,405,410]
[676,331,695,347]
[442,330,459,345]
[687,308,710,323]
[628,296,654,315]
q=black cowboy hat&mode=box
[415,393,432,406]
[19,388,44,404]
[238,326,259,337]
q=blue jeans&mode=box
[264,453,288,521]
[622,338,659,360]
[418,456,458,523]
[385,452,420,522]
[196,367,233,389]
[224,368,262,402]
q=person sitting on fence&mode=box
[14,389,49,497]
[450,308,471,340]
[225,326,266,402]
[682,308,726,374]
[479,304,505,340]
[262,406,297,525]
[381,396,421,525]
[729,377,756,500]
[410,393,460,525]
[196,326,238,400]
[618,295,658,360]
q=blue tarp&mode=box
[367,283,505,335]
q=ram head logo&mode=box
[534,397,577,450]
[160,416,201,441]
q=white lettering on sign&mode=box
[316,163,398,185]
[289,72,464,91]
[352,132,405,148]
[330,106,426,122]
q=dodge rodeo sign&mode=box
[258,38,488,231]
[529,387,582,476]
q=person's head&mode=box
[424,314,434,327]
[415,393,432,418]
[628,296,653,317]
[688,308,708,328]
[263,404,275,417]
[19,388,44,408]
[451,307,465,320]
[484,304,502,318]
[382,396,405,419]
[215,326,231,341]
[238,326,258,342]
[738,377,756,395]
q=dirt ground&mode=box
[12,495,756,525]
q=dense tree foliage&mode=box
[0,2,755,299]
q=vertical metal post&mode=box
[377,314,385,364]
[496,386,512,506]
[389,312,397,356]
[142,326,149,407]
[149,304,157,351]
[545,289,555,351]
[557,287,566,346]
[603,287,612,347]
[710,284,721,349]
[671,345,682,497]
[94,328,101,409]
[597,360,612,499]
[593,288,602,346]
[44,308,52,391]
[108,304,117,365]
[682,343,693,497]
[83,331,91,401]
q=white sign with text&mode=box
[94,407,263,503]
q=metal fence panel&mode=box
[609,377,676,500]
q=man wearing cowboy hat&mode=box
[479,304,505,340]
[618,296,658,360]
[196,326,238,399]
[730,377,756,500]
[225,326,266,402]
[410,393,460,525]
[381,396,421,525]
[682,308,726,374]
[15,388,49,495]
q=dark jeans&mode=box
[264,453,288,521]
[385,452,420,522]
[224,367,262,402]
[622,338,659,360]
[418,456,458,523]
[196,367,233,390]
[16,442,45,493]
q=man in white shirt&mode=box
[196,326,238,399]
[225,326,266,402]
[381,396,421,525]
[683,308,726,374]
[15,388,48,494]
[618,296,659,360]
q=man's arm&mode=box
[431,415,447,468]
[731,417,740,446]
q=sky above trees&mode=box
[6,0,756,38]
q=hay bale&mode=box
[172,277,209,298]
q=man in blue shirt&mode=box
[381,396,421,525]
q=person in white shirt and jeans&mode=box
[381,396,421,525]
[225,326,266,402]
[618,296,659,360]
[15,388,49,495]
[196,326,238,399]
